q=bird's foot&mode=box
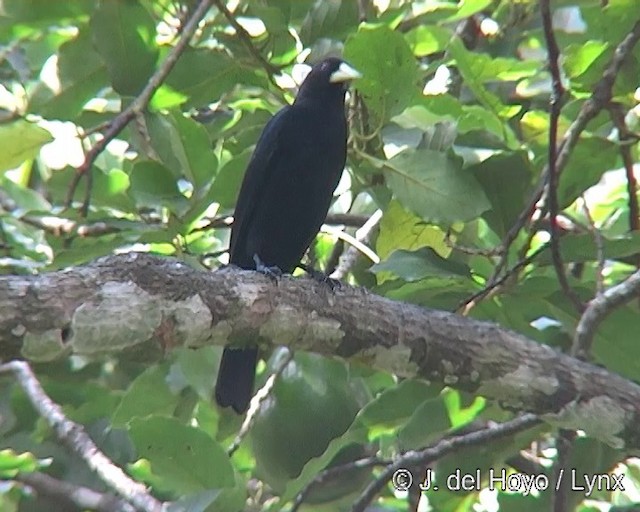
[253,254,283,282]
[298,263,341,290]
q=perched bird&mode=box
[215,57,361,413]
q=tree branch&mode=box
[0,361,162,512]
[15,471,136,512]
[572,269,640,358]
[487,19,640,289]
[212,0,281,76]
[2,253,640,449]
[65,0,214,216]
[541,0,583,313]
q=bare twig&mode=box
[226,349,294,456]
[212,0,281,76]
[456,243,548,314]
[610,104,640,258]
[444,230,503,257]
[541,0,583,312]
[488,19,640,290]
[330,209,382,279]
[65,0,214,216]
[16,472,136,512]
[572,269,640,358]
[0,361,163,512]
[292,456,384,511]
[552,429,576,512]
[351,414,540,512]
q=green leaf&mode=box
[372,247,471,282]
[448,38,520,119]
[28,29,108,121]
[0,449,44,477]
[0,120,52,172]
[90,0,158,96]
[443,0,492,22]
[0,176,51,212]
[165,49,265,107]
[171,348,218,400]
[1,0,91,28]
[547,294,640,382]
[209,149,252,209]
[563,40,609,79]
[455,54,538,83]
[405,25,452,57]
[344,25,419,120]
[90,168,134,212]
[112,365,178,427]
[129,416,235,494]
[376,200,449,260]
[250,5,297,65]
[299,0,360,46]
[558,137,617,208]
[382,149,490,225]
[397,393,451,449]
[163,112,217,190]
[356,379,442,437]
[129,161,188,215]
[472,152,533,238]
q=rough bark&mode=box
[1,252,639,450]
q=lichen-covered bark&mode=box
[1,252,639,449]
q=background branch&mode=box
[15,472,136,512]
[572,269,640,358]
[352,414,539,512]
[0,361,162,512]
[65,0,214,216]
[486,19,640,291]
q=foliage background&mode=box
[1,0,640,510]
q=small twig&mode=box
[456,243,547,314]
[79,119,112,139]
[321,224,379,264]
[444,230,503,257]
[351,414,540,512]
[0,361,162,512]
[291,456,384,511]
[541,0,583,312]
[610,104,640,245]
[572,269,640,358]
[540,7,583,501]
[330,209,382,280]
[489,19,640,290]
[552,429,576,512]
[227,349,294,456]
[65,0,214,216]
[16,471,136,512]
[212,0,280,76]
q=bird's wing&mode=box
[229,106,291,262]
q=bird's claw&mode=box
[253,254,283,282]
[298,263,342,290]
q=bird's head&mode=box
[295,57,361,104]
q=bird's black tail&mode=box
[215,347,258,414]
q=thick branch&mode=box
[1,253,640,449]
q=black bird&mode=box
[215,57,361,413]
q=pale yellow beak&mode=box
[329,62,362,83]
